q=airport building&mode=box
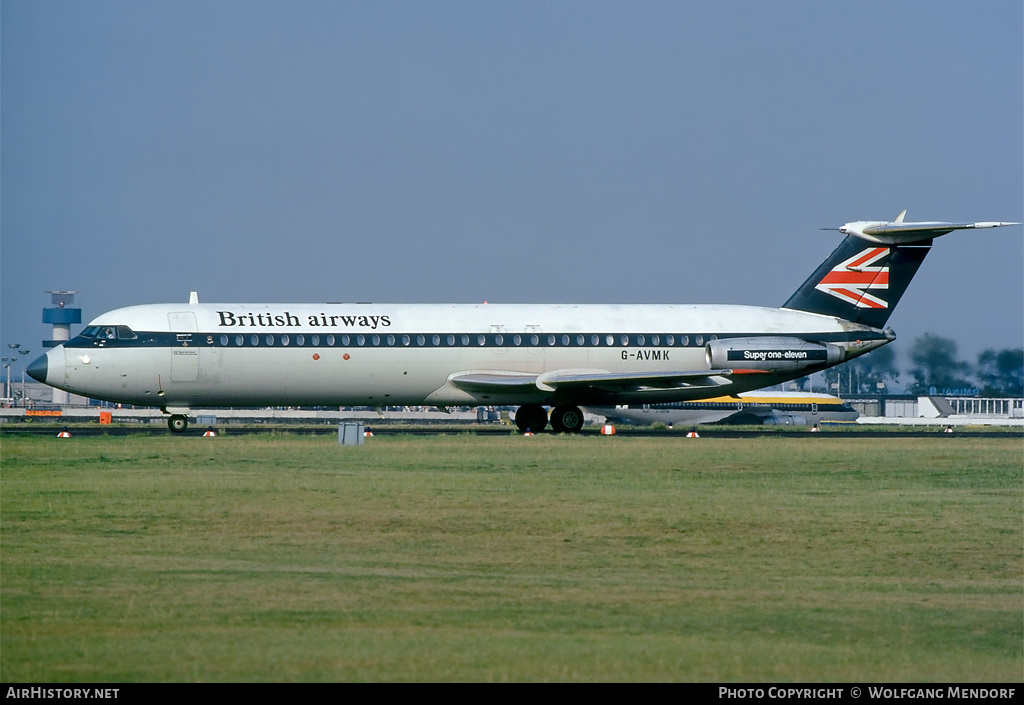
[844,394,1023,426]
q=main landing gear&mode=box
[550,406,585,434]
[168,414,189,433]
[514,404,585,434]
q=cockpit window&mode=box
[79,325,137,341]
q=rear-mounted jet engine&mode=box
[705,337,844,373]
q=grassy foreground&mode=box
[1,433,1021,682]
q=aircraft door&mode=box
[168,312,200,382]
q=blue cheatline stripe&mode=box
[63,329,889,350]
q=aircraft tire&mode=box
[550,405,584,433]
[168,415,189,433]
[515,404,548,433]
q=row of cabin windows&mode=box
[212,333,719,348]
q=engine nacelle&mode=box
[705,337,844,372]
[763,413,809,426]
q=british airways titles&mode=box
[217,311,392,330]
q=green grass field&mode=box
[2,433,1021,682]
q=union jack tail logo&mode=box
[814,247,890,309]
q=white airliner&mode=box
[28,213,1017,433]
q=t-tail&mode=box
[783,211,1019,329]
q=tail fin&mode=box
[782,235,931,329]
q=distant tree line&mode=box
[809,334,1023,397]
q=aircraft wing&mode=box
[536,368,733,392]
[451,368,733,395]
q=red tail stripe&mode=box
[820,271,890,285]
[830,288,886,308]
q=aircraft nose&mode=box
[27,353,48,384]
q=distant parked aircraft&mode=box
[586,391,858,427]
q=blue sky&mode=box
[2,1,1021,381]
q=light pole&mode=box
[18,351,30,407]
[3,343,24,405]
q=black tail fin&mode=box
[783,235,931,329]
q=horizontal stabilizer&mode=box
[838,213,1020,245]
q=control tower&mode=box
[43,291,81,404]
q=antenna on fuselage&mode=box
[189,291,199,304]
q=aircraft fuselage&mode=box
[34,302,884,410]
